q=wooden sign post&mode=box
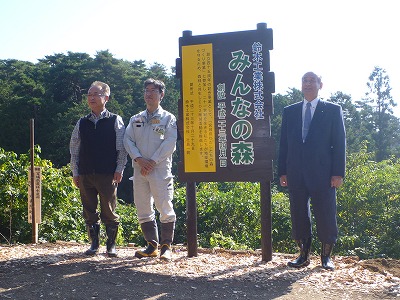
[28,119,41,243]
[176,23,275,261]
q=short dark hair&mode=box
[144,78,165,93]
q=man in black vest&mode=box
[70,81,127,257]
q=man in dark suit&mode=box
[278,71,346,270]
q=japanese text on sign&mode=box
[182,43,216,172]
[217,42,265,167]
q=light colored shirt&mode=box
[123,106,177,170]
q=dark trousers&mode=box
[79,173,119,226]
[288,186,338,244]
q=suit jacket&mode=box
[278,100,346,191]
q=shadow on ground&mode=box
[1,243,398,300]
[0,251,301,299]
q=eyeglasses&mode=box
[144,89,160,94]
[87,93,104,97]
[302,79,317,84]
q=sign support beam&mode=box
[30,119,38,244]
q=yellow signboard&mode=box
[182,43,216,172]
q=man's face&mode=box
[144,84,163,111]
[87,86,107,112]
[301,72,322,101]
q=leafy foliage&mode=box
[173,182,292,251]
[0,146,85,244]
[1,146,400,259]
[0,147,146,247]
[336,142,400,258]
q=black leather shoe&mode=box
[287,237,312,268]
[321,243,335,270]
[288,255,310,268]
[321,255,334,270]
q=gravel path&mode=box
[0,241,399,299]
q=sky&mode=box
[1,0,399,116]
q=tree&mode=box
[270,88,303,187]
[0,59,46,154]
[329,91,369,154]
[356,66,400,161]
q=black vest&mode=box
[78,112,117,175]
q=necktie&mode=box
[303,102,312,141]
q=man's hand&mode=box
[73,176,80,188]
[113,172,123,184]
[280,175,288,187]
[137,158,156,176]
[331,176,343,188]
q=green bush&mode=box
[2,144,399,259]
[337,142,400,258]
[0,146,85,244]
[116,200,141,246]
[173,182,292,251]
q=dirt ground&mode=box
[0,241,399,300]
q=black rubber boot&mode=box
[159,222,175,261]
[321,243,335,271]
[106,225,119,257]
[287,237,312,268]
[85,223,100,256]
[135,220,159,259]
